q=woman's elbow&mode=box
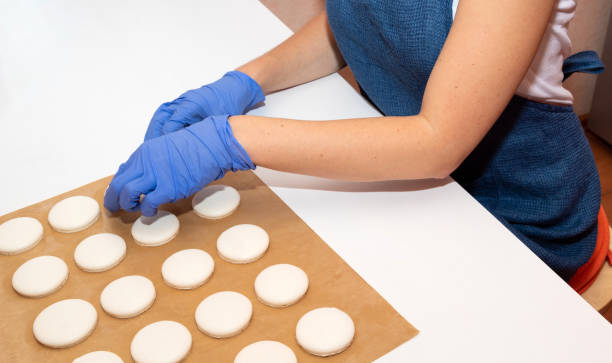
[430,159,458,179]
[426,144,468,180]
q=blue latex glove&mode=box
[105,115,254,217]
[144,71,264,140]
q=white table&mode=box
[1,1,611,361]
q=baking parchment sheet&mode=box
[0,171,418,362]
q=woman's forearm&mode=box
[229,114,452,181]
[237,11,345,94]
[231,0,555,183]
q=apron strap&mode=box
[562,50,605,81]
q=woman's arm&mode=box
[230,0,556,181]
[237,11,345,94]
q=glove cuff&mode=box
[212,114,256,172]
[224,70,265,112]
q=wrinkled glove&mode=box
[144,71,264,140]
[106,115,254,217]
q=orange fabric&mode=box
[570,206,611,294]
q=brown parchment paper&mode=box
[0,171,418,362]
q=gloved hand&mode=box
[105,115,254,217]
[144,71,264,140]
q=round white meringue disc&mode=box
[254,264,309,307]
[296,307,355,357]
[12,255,68,298]
[48,196,100,233]
[195,291,253,338]
[100,275,156,318]
[73,351,124,363]
[33,299,97,348]
[0,217,43,255]
[216,224,269,264]
[234,340,297,363]
[131,210,179,247]
[74,233,126,272]
[192,185,240,219]
[162,249,214,290]
[130,320,192,363]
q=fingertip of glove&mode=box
[103,191,119,213]
[118,197,139,213]
[140,204,157,217]
[140,194,161,217]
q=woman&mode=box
[104,0,604,282]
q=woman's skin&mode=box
[233,0,555,181]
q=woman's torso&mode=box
[326,0,601,281]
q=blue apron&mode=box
[327,0,604,280]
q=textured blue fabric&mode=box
[144,71,264,140]
[562,50,605,81]
[105,115,254,217]
[327,0,453,116]
[452,97,600,280]
[327,0,601,280]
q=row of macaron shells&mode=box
[1,185,355,362]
